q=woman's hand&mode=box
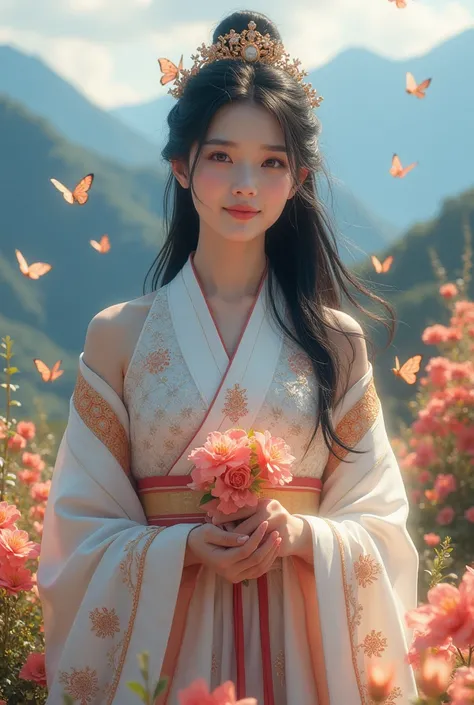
[186,520,282,583]
[210,498,309,559]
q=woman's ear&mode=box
[288,167,309,199]
[170,159,190,189]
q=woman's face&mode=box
[173,101,307,244]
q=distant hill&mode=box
[0,45,160,167]
[113,29,474,230]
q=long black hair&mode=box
[144,9,396,461]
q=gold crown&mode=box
[158,21,323,109]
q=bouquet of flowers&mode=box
[187,428,295,516]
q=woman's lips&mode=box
[223,208,260,220]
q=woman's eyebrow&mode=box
[203,138,287,152]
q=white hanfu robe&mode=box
[38,253,418,704]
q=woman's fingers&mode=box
[234,529,279,573]
[230,514,263,537]
[236,537,282,582]
[210,505,257,525]
[204,524,251,547]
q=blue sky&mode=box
[1,0,473,108]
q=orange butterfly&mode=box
[15,249,52,280]
[392,355,423,384]
[389,154,417,178]
[90,234,111,253]
[33,359,64,382]
[389,0,407,7]
[406,72,431,98]
[371,255,393,274]
[158,55,183,86]
[50,173,94,205]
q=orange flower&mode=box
[366,663,395,702]
[16,421,36,441]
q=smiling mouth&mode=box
[223,207,261,220]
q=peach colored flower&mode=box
[422,325,451,346]
[16,421,36,441]
[18,469,42,486]
[29,505,45,521]
[22,451,45,471]
[424,533,441,547]
[436,506,455,526]
[425,489,440,503]
[19,652,47,687]
[30,480,51,503]
[188,430,251,487]
[210,469,259,516]
[366,663,395,702]
[418,470,432,485]
[406,568,474,650]
[178,678,256,705]
[465,507,474,523]
[253,430,295,486]
[440,283,458,299]
[447,665,474,704]
[415,441,437,468]
[434,474,457,501]
[401,452,418,472]
[425,357,452,387]
[7,433,27,452]
[33,521,43,536]
[418,653,453,697]
[0,501,21,530]
[0,560,34,593]
[0,528,41,566]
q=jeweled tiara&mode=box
[158,20,324,109]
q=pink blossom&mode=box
[415,441,437,468]
[457,426,474,457]
[424,533,441,547]
[366,663,395,702]
[440,283,458,299]
[465,507,474,523]
[411,489,422,504]
[425,357,452,387]
[19,652,47,687]
[0,528,41,566]
[447,666,474,704]
[418,653,453,697]
[7,433,27,452]
[253,430,295,486]
[436,506,455,526]
[422,325,452,346]
[29,505,45,521]
[418,470,432,485]
[406,567,474,650]
[210,471,259,516]
[188,430,251,487]
[0,560,34,593]
[30,480,51,503]
[18,469,42,486]
[178,678,256,705]
[16,421,36,441]
[21,451,45,471]
[0,501,21,530]
[434,474,457,501]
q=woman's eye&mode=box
[264,158,286,168]
[209,152,230,162]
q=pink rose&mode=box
[253,430,295,486]
[188,430,251,487]
[424,533,441,547]
[16,421,36,441]
[210,472,259,516]
[0,501,21,530]
[19,652,47,687]
[434,474,457,501]
[465,507,474,523]
[415,441,437,468]
[22,452,45,471]
[225,465,252,491]
[436,506,455,526]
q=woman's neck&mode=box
[192,237,267,303]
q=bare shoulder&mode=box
[82,292,157,401]
[322,307,370,403]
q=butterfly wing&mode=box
[398,354,423,384]
[72,173,94,205]
[158,58,181,86]
[382,256,393,273]
[396,0,407,7]
[33,359,52,382]
[50,178,74,205]
[406,72,417,93]
[371,255,383,273]
[15,249,29,275]
[50,360,64,381]
[100,234,111,252]
[416,78,432,97]
[389,154,402,177]
[27,263,52,280]
[400,162,417,178]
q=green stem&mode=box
[0,593,11,660]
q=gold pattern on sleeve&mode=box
[274,649,286,686]
[323,379,380,481]
[288,351,313,377]
[358,630,388,658]
[222,383,249,423]
[144,348,171,373]
[354,554,383,588]
[89,606,121,639]
[59,666,100,704]
[73,371,130,476]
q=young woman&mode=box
[38,10,418,705]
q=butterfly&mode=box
[392,355,423,384]
[15,249,52,280]
[157,55,183,86]
[33,359,64,383]
[388,0,407,7]
[389,154,417,178]
[371,255,393,274]
[50,173,94,205]
[90,234,111,253]
[406,72,432,98]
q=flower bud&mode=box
[418,653,452,697]
[366,663,395,702]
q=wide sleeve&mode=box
[37,355,200,704]
[286,366,419,704]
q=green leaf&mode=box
[153,677,168,698]
[136,651,149,681]
[199,492,214,506]
[5,367,19,375]
[126,681,147,701]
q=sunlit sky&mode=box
[1,0,473,108]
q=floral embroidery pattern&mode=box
[274,649,285,686]
[358,630,388,658]
[73,371,130,475]
[144,348,171,373]
[354,554,382,588]
[288,351,313,377]
[59,666,100,704]
[89,606,121,638]
[222,383,248,423]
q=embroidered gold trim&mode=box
[354,554,382,588]
[323,519,366,703]
[358,629,388,658]
[59,665,100,703]
[73,370,130,475]
[89,606,121,638]
[324,379,380,480]
[222,383,249,423]
[106,527,165,703]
